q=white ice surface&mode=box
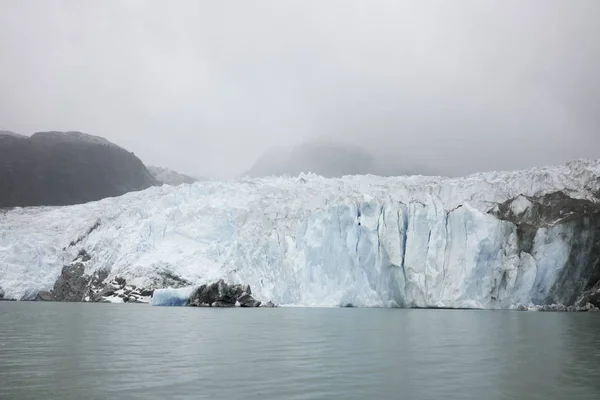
[1,159,599,307]
[510,195,532,216]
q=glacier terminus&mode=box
[1,159,600,309]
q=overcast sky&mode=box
[1,0,598,178]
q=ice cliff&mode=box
[1,159,599,308]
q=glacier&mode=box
[1,159,600,308]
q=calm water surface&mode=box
[0,303,599,400]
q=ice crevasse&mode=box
[1,159,600,308]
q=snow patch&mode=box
[103,296,124,304]
[510,195,532,216]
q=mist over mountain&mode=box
[147,166,198,186]
[244,141,442,178]
[0,131,157,207]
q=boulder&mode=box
[583,280,600,308]
[187,281,260,308]
[45,253,112,302]
[227,284,246,301]
[189,284,213,306]
[263,301,276,308]
[216,280,241,304]
[51,263,89,301]
[140,288,154,297]
[189,300,211,307]
[35,291,54,301]
[206,283,220,304]
[77,249,92,263]
[92,287,116,302]
[128,295,141,303]
[152,271,192,289]
[212,301,235,308]
[237,292,260,307]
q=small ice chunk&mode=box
[105,296,124,303]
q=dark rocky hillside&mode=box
[147,166,198,185]
[0,131,158,207]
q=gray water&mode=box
[0,303,599,400]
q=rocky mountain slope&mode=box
[0,131,158,207]
[147,166,197,186]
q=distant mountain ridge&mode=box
[244,141,441,178]
[0,130,158,207]
[147,166,198,186]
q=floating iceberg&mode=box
[151,287,195,306]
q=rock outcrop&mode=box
[35,250,152,303]
[0,288,13,301]
[237,292,260,307]
[575,280,600,309]
[0,130,158,207]
[149,271,192,289]
[38,250,106,302]
[188,280,261,307]
[491,191,600,307]
[518,303,600,312]
[34,291,53,301]
[31,252,269,307]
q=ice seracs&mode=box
[1,158,599,308]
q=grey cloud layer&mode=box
[1,0,598,177]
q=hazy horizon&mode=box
[1,1,599,178]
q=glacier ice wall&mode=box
[1,159,599,307]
